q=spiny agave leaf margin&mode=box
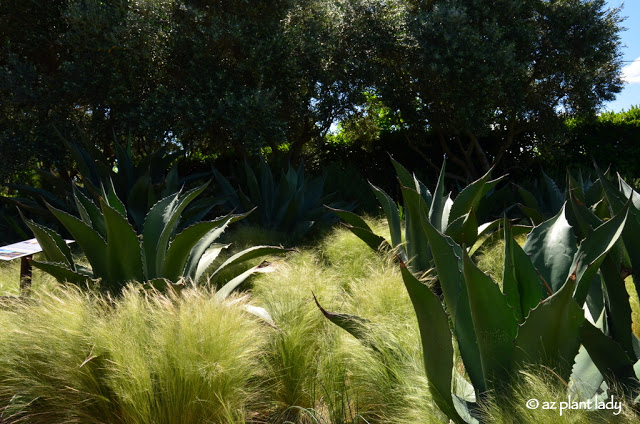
[45,201,109,280]
[19,209,74,269]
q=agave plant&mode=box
[3,129,214,238]
[213,157,351,242]
[21,182,287,296]
[319,160,640,423]
[329,157,511,275]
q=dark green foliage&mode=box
[321,160,640,423]
[213,158,351,243]
[21,183,287,295]
[540,107,640,180]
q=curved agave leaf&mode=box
[400,186,432,273]
[369,183,402,249]
[214,261,276,300]
[513,279,584,383]
[571,205,628,305]
[429,159,450,232]
[523,206,577,293]
[31,261,93,285]
[448,167,504,226]
[73,186,106,238]
[325,206,388,252]
[415,191,485,394]
[143,183,208,278]
[102,178,127,218]
[45,202,109,280]
[163,216,232,281]
[569,310,607,402]
[207,245,290,283]
[462,249,518,392]
[100,198,143,288]
[580,320,640,396]
[445,210,478,247]
[312,293,376,350]
[502,224,544,323]
[19,210,74,269]
[399,261,466,424]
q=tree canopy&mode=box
[0,0,625,182]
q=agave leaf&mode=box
[143,190,181,278]
[390,156,416,191]
[244,161,262,207]
[445,210,478,247]
[208,245,289,282]
[448,167,503,225]
[6,183,69,210]
[399,261,466,424]
[523,206,577,293]
[468,218,517,256]
[154,184,209,275]
[571,205,628,306]
[513,280,584,383]
[73,187,106,238]
[31,261,93,285]
[429,160,449,232]
[212,167,240,207]
[45,202,109,280]
[566,190,602,241]
[580,320,640,395]
[502,224,544,323]
[569,310,607,401]
[518,203,545,225]
[163,163,180,196]
[313,293,376,350]
[370,183,402,249]
[621,209,640,307]
[618,174,640,211]
[326,206,389,251]
[542,171,565,213]
[104,178,127,218]
[144,183,208,278]
[599,256,634,360]
[163,216,232,281]
[462,249,518,391]
[20,210,74,269]
[100,198,144,288]
[127,170,155,231]
[417,198,485,394]
[193,243,231,283]
[400,186,432,273]
[567,171,585,204]
[516,185,540,211]
[214,261,276,300]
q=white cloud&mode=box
[622,57,640,84]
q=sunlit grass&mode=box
[1,221,640,423]
[480,367,639,423]
[0,285,268,423]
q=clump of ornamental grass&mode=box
[251,249,350,423]
[479,367,640,424]
[250,221,446,423]
[0,284,269,424]
[0,285,118,423]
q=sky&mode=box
[604,0,640,112]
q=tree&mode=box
[0,0,382,184]
[373,0,624,181]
